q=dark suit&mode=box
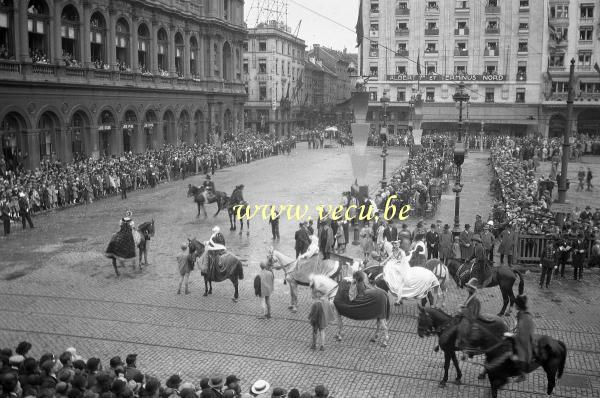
[295,228,310,258]
[383,226,398,242]
[425,230,439,259]
[18,196,34,229]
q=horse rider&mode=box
[230,184,245,206]
[469,234,492,288]
[205,226,226,277]
[202,174,216,202]
[485,294,533,383]
[456,278,481,355]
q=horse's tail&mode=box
[253,275,261,297]
[557,340,567,379]
[514,270,525,295]
[237,260,244,280]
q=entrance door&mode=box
[123,129,132,152]
[100,130,110,157]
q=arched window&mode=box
[137,23,149,73]
[115,18,129,70]
[90,11,106,68]
[60,5,79,66]
[38,111,59,160]
[157,28,168,74]
[0,0,14,60]
[224,0,230,20]
[190,36,199,78]
[1,112,26,170]
[28,0,50,63]
[222,41,232,81]
[174,32,184,77]
[235,48,240,80]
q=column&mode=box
[23,130,41,169]
[82,4,91,67]
[150,20,157,73]
[198,32,205,78]
[108,8,117,68]
[209,36,215,79]
[18,0,30,62]
[134,124,144,153]
[130,19,139,71]
[168,26,176,75]
[52,1,61,64]
[184,30,191,78]
[112,126,124,156]
[153,121,163,148]
[61,129,73,163]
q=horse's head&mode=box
[188,239,205,257]
[417,305,435,338]
[266,246,276,265]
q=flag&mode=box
[355,2,363,48]
[416,53,421,75]
[594,62,600,75]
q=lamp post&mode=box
[452,83,470,237]
[380,93,390,189]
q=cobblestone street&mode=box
[1,145,599,398]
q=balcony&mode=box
[548,65,565,72]
[425,28,440,35]
[425,96,435,103]
[455,6,470,13]
[425,6,439,14]
[485,5,501,13]
[485,97,495,103]
[519,3,529,12]
[424,49,438,55]
[369,8,380,16]
[454,49,469,56]
[32,64,56,75]
[395,7,410,16]
[369,50,379,57]
[577,65,592,71]
[395,50,409,57]
[454,27,469,35]
[516,72,527,81]
[484,48,498,56]
[395,28,409,36]
[485,27,500,34]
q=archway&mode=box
[578,109,600,136]
[123,110,137,152]
[98,109,115,157]
[0,111,27,170]
[162,110,175,145]
[37,111,60,160]
[144,109,157,150]
[178,110,190,144]
[548,114,566,138]
[115,18,129,69]
[222,41,232,80]
[194,110,205,144]
[70,110,89,160]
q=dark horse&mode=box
[187,239,244,301]
[447,259,524,316]
[417,306,504,387]
[228,200,250,235]
[187,185,229,218]
[137,220,155,267]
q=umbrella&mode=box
[325,126,338,132]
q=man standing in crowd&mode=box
[459,224,473,261]
[18,192,34,229]
[426,223,439,259]
[540,238,557,288]
[294,222,310,258]
[499,223,514,266]
[474,215,484,236]
[0,199,10,237]
[481,222,495,262]
[383,219,398,243]
[269,206,281,241]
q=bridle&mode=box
[418,309,450,336]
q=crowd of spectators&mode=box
[0,342,334,398]
[0,134,294,227]
[30,49,49,64]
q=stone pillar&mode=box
[130,18,139,71]
[209,36,216,79]
[108,8,117,68]
[61,129,73,163]
[134,124,144,153]
[112,126,124,156]
[23,130,41,169]
[153,121,163,148]
[150,19,157,74]
[184,30,191,78]
[19,1,30,62]
[52,2,61,64]
[82,4,91,67]
[168,26,176,75]
[198,33,205,78]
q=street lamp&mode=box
[380,93,390,189]
[452,83,470,237]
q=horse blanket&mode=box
[334,279,390,320]
[457,259,477,287]
[382,255,439,300]
[106,225,138,260]
[292,255,339,286]
[199,251,242,282]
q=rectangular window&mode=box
[259,83,267,100]
[550,5,568,18]
[427,22,438,29]
[519,0,529,9]
[517,64,527,80]
[485,64,498,74]
[425,61,437,74]
[578,50,592,65]
[579,82,600,93]
[555,27,568,40]
[426,88,435,102]
[243,41,248,51]
[455,64,467,74]
[397,90,406,102]
[551,81,568,93]
[456,0,468,9]
[369,64,378,77]
[579,26,593,41]
[369,42,379,57]
[370,1,379,13]
[580,5,594,18]
[243,59,248,74]
[396,42,407,52]
[519,22,528,31]
[549,53,565,67]
[369,88,378,101]
[425,43,437,52]
[515,88,525,103]
[370,22,379,32]
[258,58,267,74]
[259,41,267,51]
[485,88,495,103]
[397,21,408,30]
[396,64,407,74]
[518,41,528,52]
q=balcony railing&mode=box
[425,6,439,14]
[484,48,498,56]
[485,5,501,13]
[395,7,410,15]
[395,28,409,36]
[548,65,566,71]
[65,67,85,77]
[0,60,21,73]
[32,64,56,75]
[93,69,112,79]
[519,6,529,12]
[485,97,495,103]
[485,27,500,34]
[454,28,469,35]
[425,97,435,102]
[455,5,469,12]
[577,65,592,71]
[424,49,438,54]
[425,28,439,35]
[454,49,469,56]
[395,50,409,57]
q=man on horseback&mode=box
[456,278,481,355]
[206,226,226,279]
[469,235,492,288]
[202,175,216,202]
[230,184,245,205]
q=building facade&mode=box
[243,21,305,136]
[358,0,600,138]
[0,0,246,169]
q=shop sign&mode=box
[98,125,112,131]
[387,74,507,82]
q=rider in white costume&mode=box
[298,234,319,260]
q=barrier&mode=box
[513,232,595,265]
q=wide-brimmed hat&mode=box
[465,278,478,290]
[208,377,224,389]
[251,380,270,395]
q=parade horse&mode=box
[447,258,524,316]
[228,200,250,235]
[191,240,244,301]
[267,247,354,312]
[137,220,155,267]
[419,259,449,308]
[187,184,229,218]
[417,306,505,387]
[106,221,142,276]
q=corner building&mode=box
[358,0,546,136]
[0,0,246,169]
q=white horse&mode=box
[267,247,356,313]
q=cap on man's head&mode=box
[125,354,137,365]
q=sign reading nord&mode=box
[387,74,507,81]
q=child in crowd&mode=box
[258,262,274,319]
[451,235,461,260]
[177,243,191,295]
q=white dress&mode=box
[299,235,319,259]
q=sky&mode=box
[245,0,360,52]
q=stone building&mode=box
[0,0,246,169]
